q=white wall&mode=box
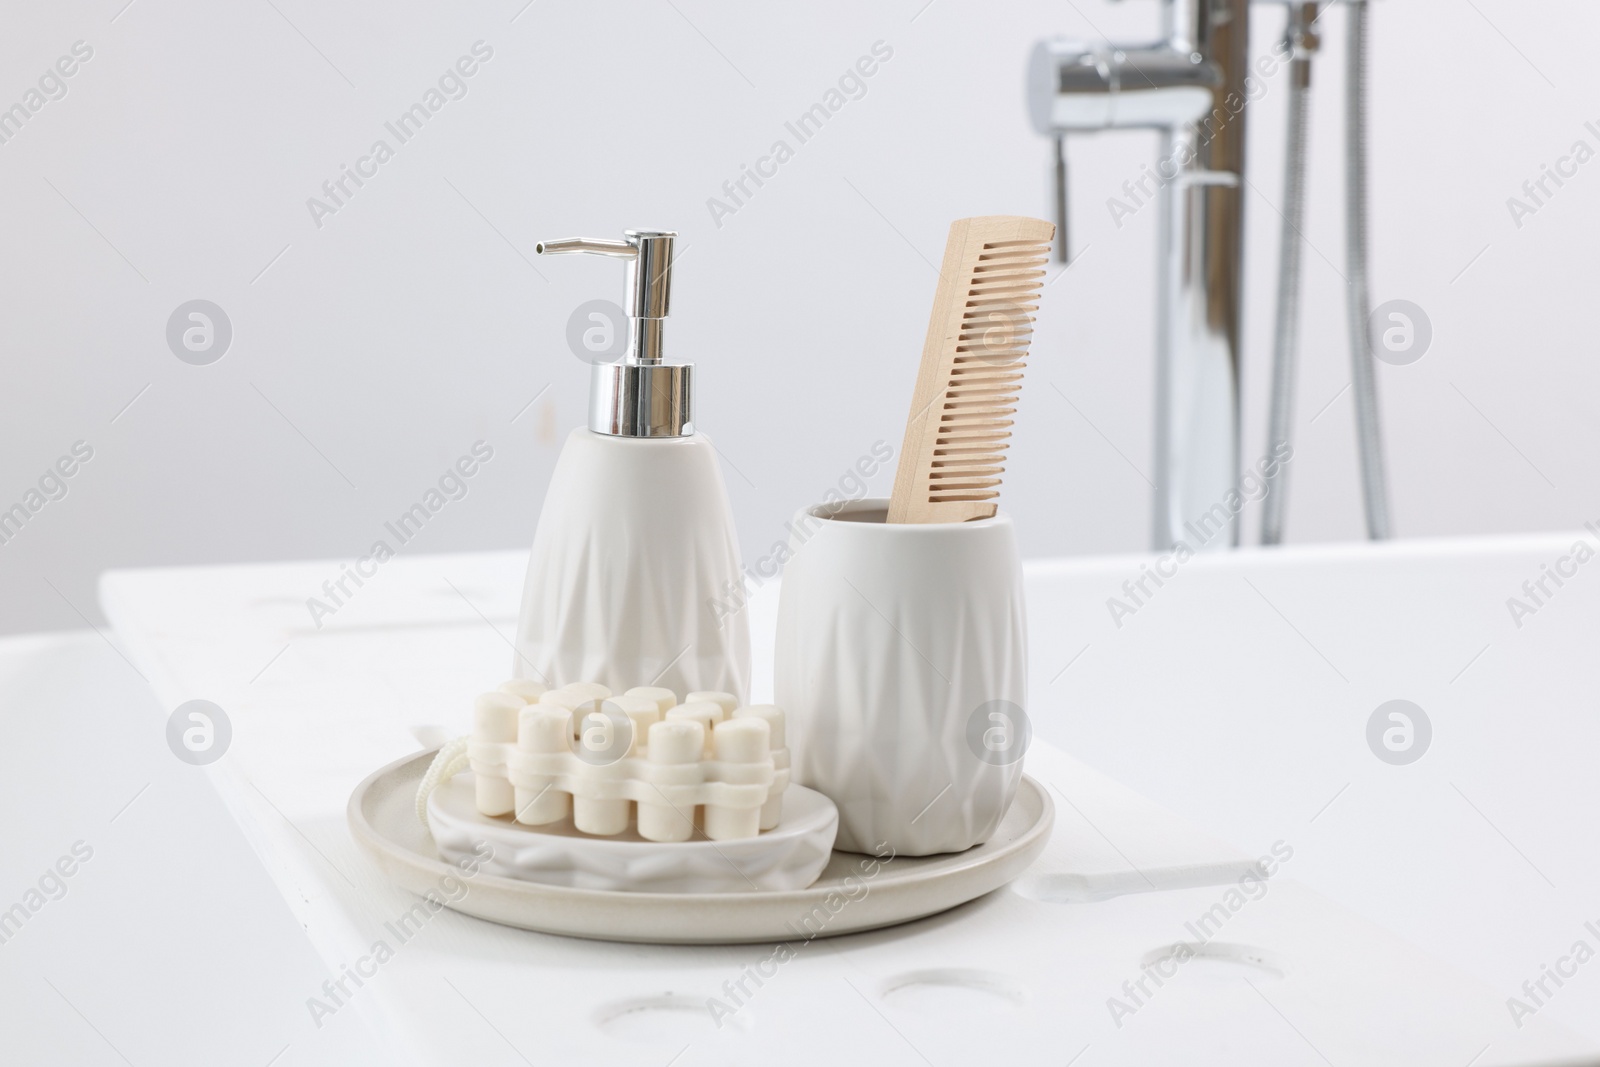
[2,0,1596,634]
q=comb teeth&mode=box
[888,217,1054,524]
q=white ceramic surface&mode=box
[513,429,750,700]
[96,550,1600,1063]
[427,773,836,893]
[775,498,1027,855]
[353,749,1054,943]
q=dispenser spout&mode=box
[537,229,692,438]
[534,237,636,257]
[537,230,675,365]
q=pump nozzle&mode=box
[538,229,692,437]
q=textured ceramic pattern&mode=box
[349,749,1054,943]
[775,499,1027,856]
[514,429,751,701]
[429,774,836,893]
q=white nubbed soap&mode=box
[497,678,548,704]
[519,704,572,751]
[540,687,597,740]
[610,695,663,756]
[733,704,788,831]
[624,686,678,716]
[476,774,515,818]
[539,688,588,711]
[637,719,704,842]
[474,692,523,742]
[467,679,791,843]
[514,706,572,825]
[573,698,623,757]
[649,717,706,764]
[732,704,786,748]
[472,692,523,816]
[540,684,592,710]
[705,718,769,841]
[685,691,737,721]
[713,715,770,762]
[572,713,627,838]
[571,703,630,835]
[667,702,721,755]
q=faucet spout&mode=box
[1028,0,1250,551]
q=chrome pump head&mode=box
[536,229,693,438]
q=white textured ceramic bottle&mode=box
[774,498,1027,856]
[513,229,749,702]
[514,428,750,701]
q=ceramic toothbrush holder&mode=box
[774,497,1028,856]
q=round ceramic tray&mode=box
[349,749,1054,945]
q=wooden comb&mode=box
[887,215,1054,524]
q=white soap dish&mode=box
[427,772,837,893]
[348,748,1055,944]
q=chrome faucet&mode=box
[1029,0,1249,551]
[1027,0,1390,550]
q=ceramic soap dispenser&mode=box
[513,230,750,701]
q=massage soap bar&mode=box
[468,681,789,841]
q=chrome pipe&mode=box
[1261,3,1319,545]
[1343,0,1391,539]
[1053,135,1070,264]
[1029,0,1391,550]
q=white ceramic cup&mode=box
[774,497,1028,856]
